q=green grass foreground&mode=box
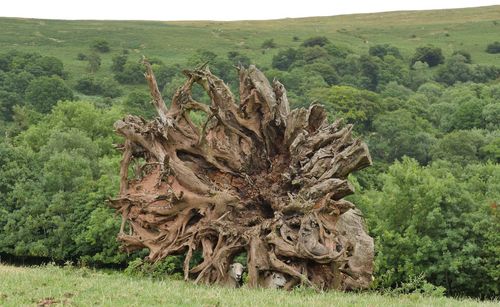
[0,264,497,306]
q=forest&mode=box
[0,10,499,299]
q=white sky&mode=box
[1,0,499,21]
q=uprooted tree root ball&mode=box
[110,60,374,290]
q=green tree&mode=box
[92,39,111,53]
[1,70,34,94]
[369,109,435,164]
[359,55,380,90]
[435,55,473,85]
[430,130,489,164]
[25,56,64,77]
[0,101,128,265]
[123,90,155,119]
[25,76,74,113]
[75,75,101,95]
[86,53,101,73]
[369,44,402,59]
[227,51,251,67]
[111,52,128,73]
[152,64,180,91]
[303,61,339,85]
[358,158,500,297]
[0,90,22,120]
[409,61,433,90]
[301,36,330,47]
[75,76,122,98]
[451,50,472,63]
[411,45,444,67]
[308,85,382,132]
[482,103,500,130]
[114,62,145,84]
[272,48,299,70]
[377,55,410,89]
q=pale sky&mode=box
[1,0,499,21]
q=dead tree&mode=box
[110,61,374,290]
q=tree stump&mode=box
[110,60,374,290]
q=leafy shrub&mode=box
[92,40,110,53]
[24,56,65,77]
[123,90,155,119]
[435,55,473,85]
[451,50,472,63]
[301,36,330,47]
[485,41,500,54]
[114,62,145,84]
[261,38,277,49]
[75,76,122,98]
[369,44,402,59]
[124,256,183,279]
[388,274,446,297]
[227,51,251,67]
[75,76,101,95]
[99,78,123,98]
[86,53,101,73]
[360,158,500,298]
[411,45,444,67]
[272,48,299,70]
[25,76,74,113]
[76,53,87,61]
[111,53,128,73]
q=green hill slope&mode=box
[1,5,499,80]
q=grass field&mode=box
[1,5,499,84]
[0,264,497,306]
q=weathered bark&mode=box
[110,61,374,290]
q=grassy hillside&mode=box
[1,5,499,82]
[0,264,497,307]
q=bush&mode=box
[25,76,74,113]
[485,41,500,54]
[369,44,402,59]
[361,158,500,297]
[25,56,65,77]
[124,90,155,118]
[387,274,446,297]
[111,53,128,73]
[99,78,122,98]
[451,50,472,63]
[76,53,87,61]
[75,76,122,98]
[261,38,277,49]
[301,36,330,47]
[124,256,183,279]
[227,51,251,66]
[92,40,110,53]
[411,45,444,67]
[114,62,145,84]
[75,76,101,95]
[272,48,299,70]
[86,53,101,73]
[0,101,128,265]
[434,55,473,85]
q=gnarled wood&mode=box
[110,61,374,290]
